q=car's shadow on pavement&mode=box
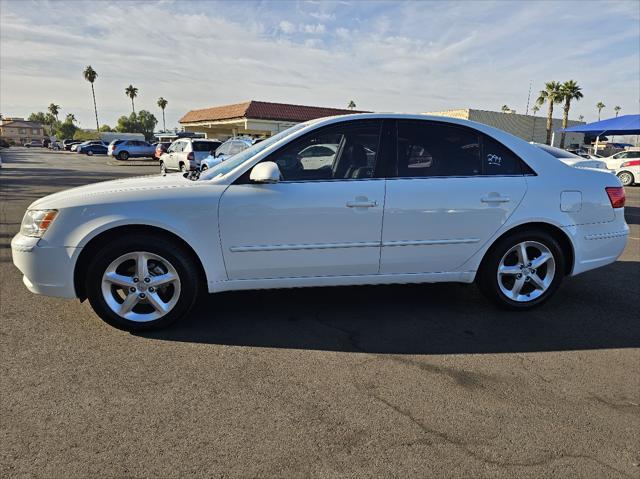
[138,260,640,355]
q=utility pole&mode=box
[525,80,532,116]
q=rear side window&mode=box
[397,121,481,177]
[481,136,523,175]
[192,141,218,152]
[228,142,247,155]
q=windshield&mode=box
[198,123,308,180]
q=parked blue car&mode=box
[77,140,108,155]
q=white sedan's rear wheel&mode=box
[478,230,565,310]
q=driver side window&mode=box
[265,122,382,182]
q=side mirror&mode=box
[250,162,281,184]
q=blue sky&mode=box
[1,0,638,130]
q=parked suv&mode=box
[159,138,221,173]
[108,140,156,160]
[199,137,255,170]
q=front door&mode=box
[380,120,527,274]
[219,121,386,280]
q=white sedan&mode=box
[12,114,629,331]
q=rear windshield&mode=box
[193,141,221,152]
[535,144,579,159]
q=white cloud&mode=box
[278,20,295,34]
[0,0,638,129]
[301,23,326,34]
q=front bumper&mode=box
[11,233,78,298]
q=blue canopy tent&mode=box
[559,114,640,153]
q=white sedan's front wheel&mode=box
[86,235,201,331]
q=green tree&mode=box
[125,85,138,114]
[83,66,100,131]
[157,97,168,131]
[596,101,605,121]
[347,100,356,110]
[536,81,562,145]
[116,110,157,140]
[558,80,583,148]
[501,104,511,113]
[614,106,621,117]
[99,124,114,132]
[65,113,77,124]
[58,121,78,140]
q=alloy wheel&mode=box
[101,251,181,322]
[617,172,633,187]
[497,241,556,302]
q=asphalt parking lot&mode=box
[1,147,639,478]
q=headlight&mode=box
[20,209,58,237]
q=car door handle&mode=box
[481,195,510,203]
[346,200,378,208]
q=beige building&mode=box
[0,117,46,145]
[424,109,585,147]
[179,100,364,139]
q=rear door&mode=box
[380,120,527,274]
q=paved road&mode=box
[1,147,639,478]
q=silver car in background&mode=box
[199,137,257,170]
[108,140,156,160]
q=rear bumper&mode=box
[564,209,629,276]
[11,234,78,298]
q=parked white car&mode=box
[603,148,640,171]
[531,143,609,171]
[107,139,156,160]
[615,159,640,186]
[12,114,628,331]
[200,137,254,170]
[159,138,221,173]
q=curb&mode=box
[107,160,158,167]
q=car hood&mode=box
[30,173,200,209]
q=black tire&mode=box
[85,234,201,331]
[617,171,634,187]
[179,163,186,172]
[118,151,129,161]
[160,161,166,174]
[200,164,208,171]
[477,229,565,310]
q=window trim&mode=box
[391,119,536,179]
[233,119,387,185]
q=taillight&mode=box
[621,160,640,168]
[187,152,194,161]
[605,186,625,208]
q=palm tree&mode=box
[558,80,583,148]
[157,97,168,131]
[125,85,138,114]
[501,104,511,113]
[347,100,356,110]
[578,115,584,122]
[536,81,562,145]
[65,113,77,124]
[614,106,621,117]
[530,104,540,141]
[48,103,60,122]
[83,66,99,131]
[596,102,605,121]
